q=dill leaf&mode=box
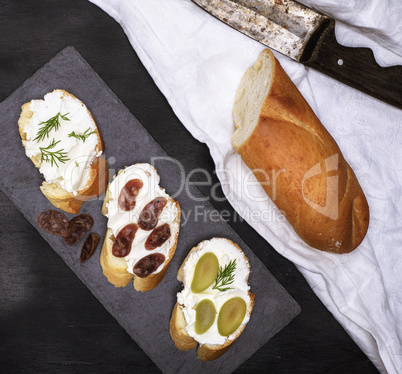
[39,139,70,167]
[213,260,236,292]
[34,112,70,142]
[68,128,95,143]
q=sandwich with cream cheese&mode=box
[18,89,108,214]
[170,238,254,361]
[100,163,180,292]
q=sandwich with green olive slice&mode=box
[169,238,254,361]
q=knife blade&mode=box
[192,0,402,109]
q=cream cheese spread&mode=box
[177,238,252,346]
[105,163,179,275]
[23,90,100,195]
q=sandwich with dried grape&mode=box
[100,163,180,292]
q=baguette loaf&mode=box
[170,238,254,361]
[18,89,108,214]
[100,163,180,292]
[233,49,369,253]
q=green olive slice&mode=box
[191,252,219,293]
[217,297,247,337]
[195,299,216,335]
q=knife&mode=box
[192,0,402,109]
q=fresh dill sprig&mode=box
[39,139,70,167]
[212,260,236,292]
[68,128,95,143]
[34,112,70,142]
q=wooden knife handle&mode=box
[301,20,402,109]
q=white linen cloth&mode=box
[89,0,402,372]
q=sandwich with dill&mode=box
[170,238,254,361]
[18,89,108,214]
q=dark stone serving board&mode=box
[0,46,300,374]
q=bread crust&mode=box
[100,165,181,292]
[170,238,254,361]
[233,49,369,253]
[169,303,198,351]
[100,228,133,287]
[18,89,108,214]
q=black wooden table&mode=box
[0,1,378,373]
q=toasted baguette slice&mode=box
[100,164,180,292]
[169,303,198,351]
[170,238,255,361]
[233,49,369,253]
[18,89,108,214]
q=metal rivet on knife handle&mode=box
[301,19,402,109]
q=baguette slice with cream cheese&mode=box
[170,238,254,361]
[100,163,180,292]
[18,89,108,214]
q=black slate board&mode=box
[0,46,300,374]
